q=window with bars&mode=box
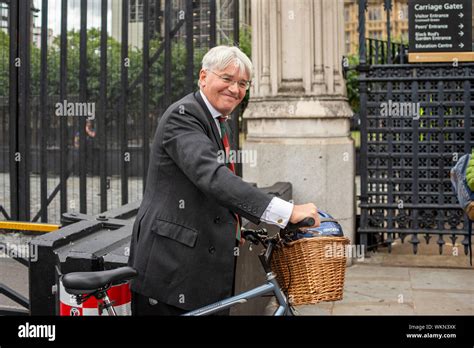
[345,31,352,54]
[344,6,351,22]
[129,0,144,23]
[399,4,408,21]
[368,6,382,21]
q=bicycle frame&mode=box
[185,228,296,316]
[97,292,118,316]
[81,270,291,316]
[70,245,292,316]
[68,286,120,316]
[183,271,292,316]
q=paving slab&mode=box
[0,257,29,310]
[411,290,473,315]
[332,302,415,315]
[294,302,334,315]
[409,268,474,291]
[294,264,474,316]
[345,264,411,280]
[340,280,414,305]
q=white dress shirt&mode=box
[200,90,294,228]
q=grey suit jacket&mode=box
[127,91,273,310]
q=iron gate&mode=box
[0,0,242,224]
[357,0,473,255]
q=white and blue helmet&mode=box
[295,210,344,239]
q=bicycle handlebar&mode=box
[242,217,316,245]
[280,217,315,238]
[284,217,315,231]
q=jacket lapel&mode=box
[194,91,224,152]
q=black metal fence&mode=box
[357,0,473,255]
[366,38,408,65]
[0,0,241,224]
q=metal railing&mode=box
[357,0,473,255]
[0,0,241,224]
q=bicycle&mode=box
[61,217,315,316]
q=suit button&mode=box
[252,209,257,214]
[208,246,216,254]
[243,204,248,209]
[214,216,221,223]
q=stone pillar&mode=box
[243,0,356,248]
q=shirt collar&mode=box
[200,90,227,120]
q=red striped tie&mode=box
[218,116,240,241]
[217,116,235,173]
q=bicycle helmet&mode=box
[294,210,344,240]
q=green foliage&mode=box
[345,54,360,114]
[467,150,474,192]
[0,30,9,96]
[239,25,251,61]
[238,25,252,113]
[1,28,208,111]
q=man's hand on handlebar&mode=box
[289,203,320,228]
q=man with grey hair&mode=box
[128,45,320,315]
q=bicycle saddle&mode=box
[61,266,138,295]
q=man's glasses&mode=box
[208,70,251,90]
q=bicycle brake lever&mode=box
[243,231,260,245]
[256,228,268,235]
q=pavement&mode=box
[293,263,473,315]
[291,237,474,316]
[0,256,29,311]
[265,236,474,316]
[0,231,33,312]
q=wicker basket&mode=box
[270,236,350,306]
